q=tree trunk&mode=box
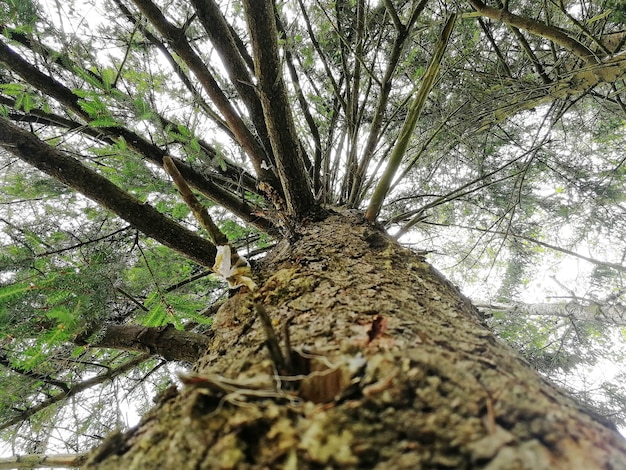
[83,210,626,469]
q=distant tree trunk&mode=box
[83,211,626,469]
[74,325,212,363]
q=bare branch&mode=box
[0,354,150,431]
[468,0,599,65]
[365,14,457,222]
[163,156,229,247]
[243,0,316,217]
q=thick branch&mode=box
[0,118,217,266]
[243,0,316,217]
[468,0,598,65]
[75,324,211,363]
[475,301,626,325]
[190,0,275,167]
[0,39,274,233]
[0,453,87,469]
[275,15,323,192]
[130,0,281,190]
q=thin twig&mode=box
[254,303,286,373]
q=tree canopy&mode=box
[0,0,625,459]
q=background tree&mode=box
[0,0,626,467]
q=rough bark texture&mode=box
[84,211,626,469]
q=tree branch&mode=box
[296,0,347,113]
[0,453,87,469]
[349,0,429,206]
[275,15,323,193]
[110,0,233,137]
[474,53,626,131]
[74,324,210,363]
[162,156,229,246]
[0,353,150,431]
[441,222,626,273]
[243,0,316,217]
[130,0,281,191]
[0,30,256,196]
[0,351,70,393]
[365,14,457,221]
[0,38,274,233]
[468,0,598,65]
[190,0,275,167]
[0,117,218,266]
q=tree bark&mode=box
[0,453,87,469]
[243,0,316,217]
[74,324,211,363]
[83,211,626,469]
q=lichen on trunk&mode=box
[84,210,626,469]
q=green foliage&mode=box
[607,0,626,22]
[2,172,68,199]
[75,90,120,127]
[0,0,39,31]
[138,291,210,329]
[0,281,31,302]
[0,259,117,365]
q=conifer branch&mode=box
[0,39,273,232]
[0,453,87,469]
[0,354,150,431]
[468,0,599,65]
[365,13,457,222]
[0,118,217,266]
